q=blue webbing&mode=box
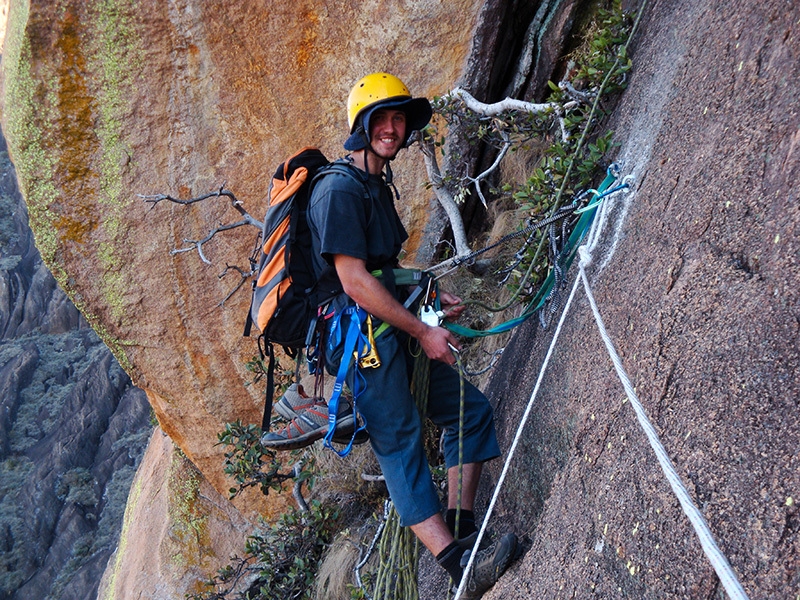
[324,306,370,457]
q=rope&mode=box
[456,188,751,599]
[576,247,750,599]
[372,354,431,600]
[428,203,581,280]
[452,162,752,600]
[453,244,584,600]
[355,500,391,599]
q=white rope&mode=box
[457,177,750,600]
[577,246,750,600]
[456,185,621,599]
[454,257,586,599]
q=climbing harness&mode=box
[323,305,371,456]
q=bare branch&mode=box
[140,185,264,228]
[292,462,309,513]
[448,87,559,117]
[464,131,512,207]
[420,137,471,257]
[144,185,264,268]
[558,79,595,104]
[218,264,256,306]
[170,218,255,265]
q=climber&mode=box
[266,72,518,596]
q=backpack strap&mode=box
[258,336,276,431]
[311,159,375,224]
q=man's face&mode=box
[368,108,407,159]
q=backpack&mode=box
[244,147,370,429]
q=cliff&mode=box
[0,0,798,598]
[0,136,152,598]
[0,0,486,518]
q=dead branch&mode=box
[464,131,512,207]
[141,185,263,266]
[420,136,471,258]
[449,87,574,144]
[171,218,255,265]
[218,264,256,306]
[449,86,559,117]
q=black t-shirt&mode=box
[307,166,408,284]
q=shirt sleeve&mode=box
[308,172,370,266]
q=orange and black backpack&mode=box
[244,147,369,428]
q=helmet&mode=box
[344,72,433,151]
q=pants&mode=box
[326,318,500,527]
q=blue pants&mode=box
[326,321,500,527]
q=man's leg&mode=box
[410,513,453,556]
[446,462,483,543]
[448,462,482,511]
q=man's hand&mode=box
[333,254,463,365]
[439,291,465,321]
[418,324,461,365]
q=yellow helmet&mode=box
[347,72,413,130]
[344,72,432,151]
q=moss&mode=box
[2,1,145,369]
[86,0,143,322]
[2,1,61,270]
[167,449,211,565]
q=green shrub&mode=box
[188,500,339,600]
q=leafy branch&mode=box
[217,420,313,501]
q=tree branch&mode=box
[142,186,263,265]
[465,131,512,207]
[420,137,471,258]
[449,87,559,117]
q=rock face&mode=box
[97,429,254,600]
[1,0,799,599]
[481,0,799,598]
[0,0,486,513]
[0,137,152,598]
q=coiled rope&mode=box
[371,354,431,600]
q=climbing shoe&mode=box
[261,399,369,450]
[274,383,317,420]
[457,532,518,599]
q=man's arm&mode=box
[333,254,460,365]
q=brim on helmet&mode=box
[344,96,433,151]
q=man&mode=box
[269,73,517,597]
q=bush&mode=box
[189,500,340,600]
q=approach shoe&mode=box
[456,531,491,552]
[274,383,318,420]
[457,532,518,599]
[261,400,365,451]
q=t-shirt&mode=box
[307,166,408,283]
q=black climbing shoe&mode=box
[456,530,491,552]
